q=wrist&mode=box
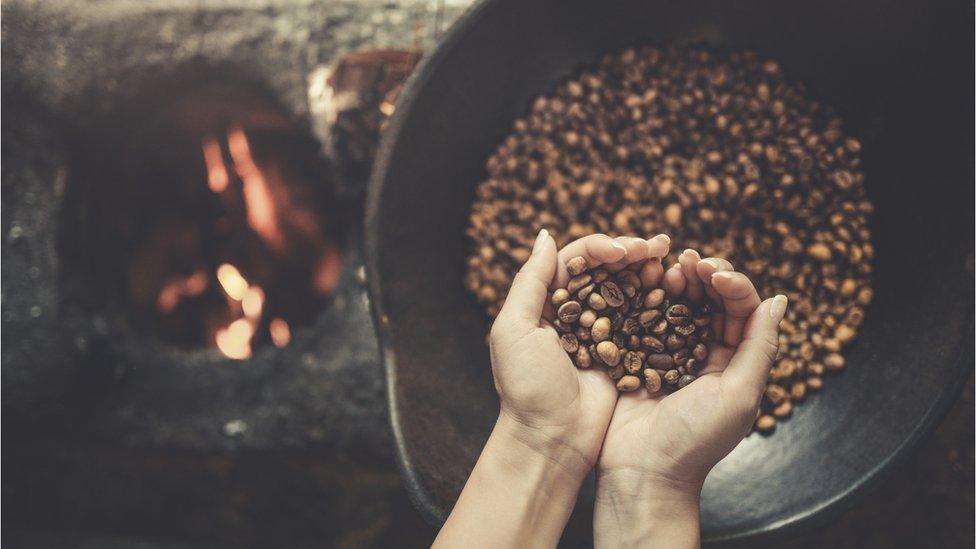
[493,410,594,484]
[594,468,702,548]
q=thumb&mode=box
[495,229,558,333]
[722,295,788,400]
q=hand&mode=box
[435,230,670,548]
[489,230,672,477]
[594,249,787,549]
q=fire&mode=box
[227,125,285,251]
[156,270,208,313]
[242,286,264,320]
[270,318,291,348]
[202,135,230,193]
[215,318,255,360]
[217,263,249,300]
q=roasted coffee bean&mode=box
[824,353,845,371]
[665,334,685,351]
[692,343,709,362]
[557,301,582,323]
[588,292,608,311]
[642,335,665,353]
[587,315,610,338]
[577,284,595,301]
[567,274,592,294]
[597,341,622,366]
[551,289,570,308]
[790,381,807,401]
[592,269,610,283]
[765,384,788,405]
[617,270,641,289]
[608,364,626,380]
[600,281,625,307]
[665,304,692,325]
[677,374,697,389]
[644,288,666,309]
[575,346,592,368]
[674,323,696,337]
[623,351,644,374]
[648,353,674,370]
[638,309,662,328]
[773,401,793,418]
[651,318,668,335]
[684,358,697,373]
[617,375,641,392]
[579,309,597,328]
[644,368,663,394]
[622,317,641,335]
[755,415,776,432]
[806,376,824,390]
[673,348,690,367]
[567,256,588,276]
[663,369,681,385]
[560,334,579,353]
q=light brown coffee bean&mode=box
[588,292,608,311]
[591,317,612,342]
[644,288,665,308]
[596,341,622,366]
[623,351,644,374]
[616,375,641,392]
[642,335,665,353]
[551,289,570,308]
[567,256,588,276]
[579,309,597,328]
[664,369,681,385]
[557,301,582,323]
[755,415,776,432]
[575,346,592,368]
[567,274,592,294]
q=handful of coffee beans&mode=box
[552,256,711,394]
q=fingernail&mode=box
[655,234,671,245]
[532,228,549,255]
[702,258,721,270]
[610,240,627,253]
[770,294,788,320]
[712,271,734,283]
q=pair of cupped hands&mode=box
[436,231,787,548]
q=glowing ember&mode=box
[215,318,255,360]
[227,125,286,251]
[313,243,344,296]
[270,318,291,348]
[156,270,209,313]
[202,135,230,193]
[217,263,249,300]
[242,286,264,320]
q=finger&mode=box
[679,249,705,303]
[554,234,627,288]
[696,258,733,340]
[496,229,558,332]
[604,236,652,272]
[639,258,665,288]
[711,271,762,347]
[722,295,788,401]
[663,263,685,296]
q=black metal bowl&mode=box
[366,0,973,543]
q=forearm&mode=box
[433,413,590,549]
[594,469,702,549]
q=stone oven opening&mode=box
[60,69,344,359]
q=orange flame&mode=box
[270,318,291,348]
[216,318,255,360]
[227,125,285,251]
[217,263,249,300]
[202,136,229,193]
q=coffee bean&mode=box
[577,284,595,301]
[663,369,681,385]
[557,301,582,323]
[644,288,665,309]
[567,274,592,294]
[567,256,588,276]
[608,364,626,380]
[642,335,665,353]
[673,347,690,367]
[692,343,709,361]
[790,381,807,401]
[677,374,697,389]
[773,401,793,418]
[623,351,644,374]
[579,309,597,328]
[665,304,692,325]
[648,353,674,370]
[674,323,696,337]
[755,415,776,432]
[824,353,845,371]
[596,341,622,366]
[588,292,608,311]
[551,289,570,308]
[591,317,612,342]
[665,334,685,351]
[638,309,662,328]
[600,281,625,307]
[617,270,641,289]
[651,318,668,335]
[560,333,579,353]
[575,346,592,368]
[644,368,662,394]
[617,375,641,392]
[765,384,788,405]
[592,269,610,283]
[622,317,641,335]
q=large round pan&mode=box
[366,0,974,543]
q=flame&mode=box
[242,286,264,320]
[156,269,209,313]
[227,125,285,251]
[216,318,255,360]
[202,136,229,193]
[270,318,291,348]
[217,263,249,300]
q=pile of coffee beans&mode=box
[464,46,874,430]
[553,256,711,393]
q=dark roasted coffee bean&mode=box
[638,309,662,328]
[664,369,681,385]
[677,374,697,388]
[693,343,709,361]
[648,353,674,370]
[665,304,692,325]
[560,333,579,353]
[600,281,625,307]
[641,335,665,353]
[674,323,696,337]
